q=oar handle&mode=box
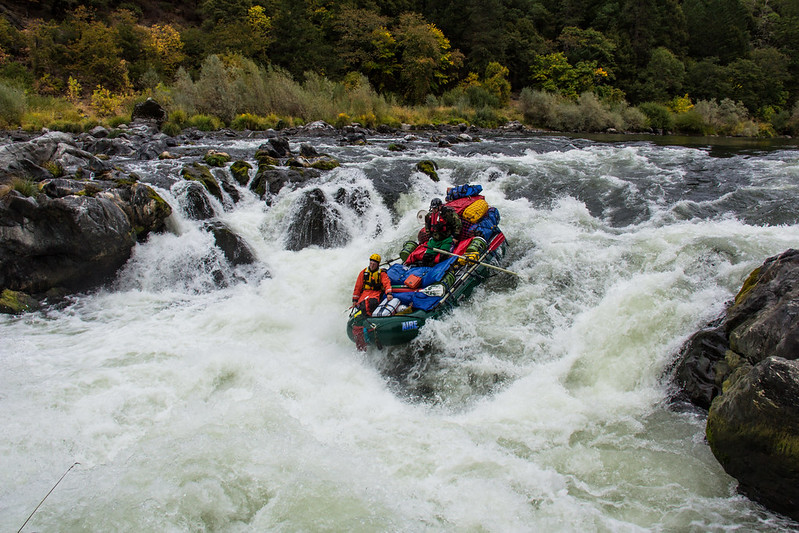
[429,247,518,276]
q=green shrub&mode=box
[187,114,223,131]
[0,81,25,127]
[637,102,673,131]
[673,110,707,134]
[11,177,38,197]
[161,121,182,136]
[471,106,504,128]
[519,88,558,127]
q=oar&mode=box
[429,247,518,276]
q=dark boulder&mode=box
[131,98,167,126]
[284,187,349,251]
[706,357,799,520]
[181,162,223,203]
[230,160,252,186]
[0,131,109,183]
[203,220,256,266]
[0,179,172,299]
[180,182,216,220]
[249,167,320,201]
[672,249,799,520]
[671,320,728,410]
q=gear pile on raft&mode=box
[347,184,511,350]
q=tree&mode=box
[631,47,685,103]
[393,12,463,103]
[684,0,752,63]
[483,61,511,105]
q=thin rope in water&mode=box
[17,462,80,533]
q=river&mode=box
[2,131,799,531]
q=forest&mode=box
[1,0,798,136]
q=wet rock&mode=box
[0,289,41,314]
[416,160,439,182]
[181,162,223,203]
[706,357,799,520]
[203,150,231,167]
[284,187,349,251]
[203,220,256,266]
[180,182,216,220]
[230,160,252,186]
[672,249,799,520]
[249,167,320,201]
[0,179,171,295]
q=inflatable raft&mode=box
[347,185,510,348]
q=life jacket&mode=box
[362,268,382,290]
[430,211,449,234]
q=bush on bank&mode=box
[1,55,795,138]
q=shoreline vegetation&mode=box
[2,62,797,140]
[1,2,799,140]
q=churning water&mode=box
[3,132,799,531]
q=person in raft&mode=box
[423,197,461,265]
[352,253,393,316]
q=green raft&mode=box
[347,232,507,348]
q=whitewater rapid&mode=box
[2,133,799,531]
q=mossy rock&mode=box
[203,150,232,167]
[310,157,341,171]
[388,143,407,152]
[0,289,40,314]
[230,160,253,186]
[181,162,223,202]
[255,150,280,166]
[416,160,439,182]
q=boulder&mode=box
[706,357,799,520]
[230,160,252,186]
[284,187,349,251]
[181,162,223,203]
[0,131,103,183]
[416,160,439,182]
[0,178,172,295]
[180,182,216,220]
[131,98,167,126]
[249,167,320,201]
[203,220,256,266]
[672,249,799,520]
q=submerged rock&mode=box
[672,249,799,520]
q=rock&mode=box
[181,162,223,203]
[229,160,252,186]
[284,187,349,251]
[131,98,167,126]
[203,150,231,167]
[268,137,292,157]
[0,178,172,296]
[299,144,320,158]
[180,182,216,220]
[89,126,110,138]
[672,249,799,520]
[726,249,799,362]
[248,167,320,201]
[203,220,256,266]
[706,356,799,520]
[0,289,41,314]
[416,160,439,182]
[671,320,728,410]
